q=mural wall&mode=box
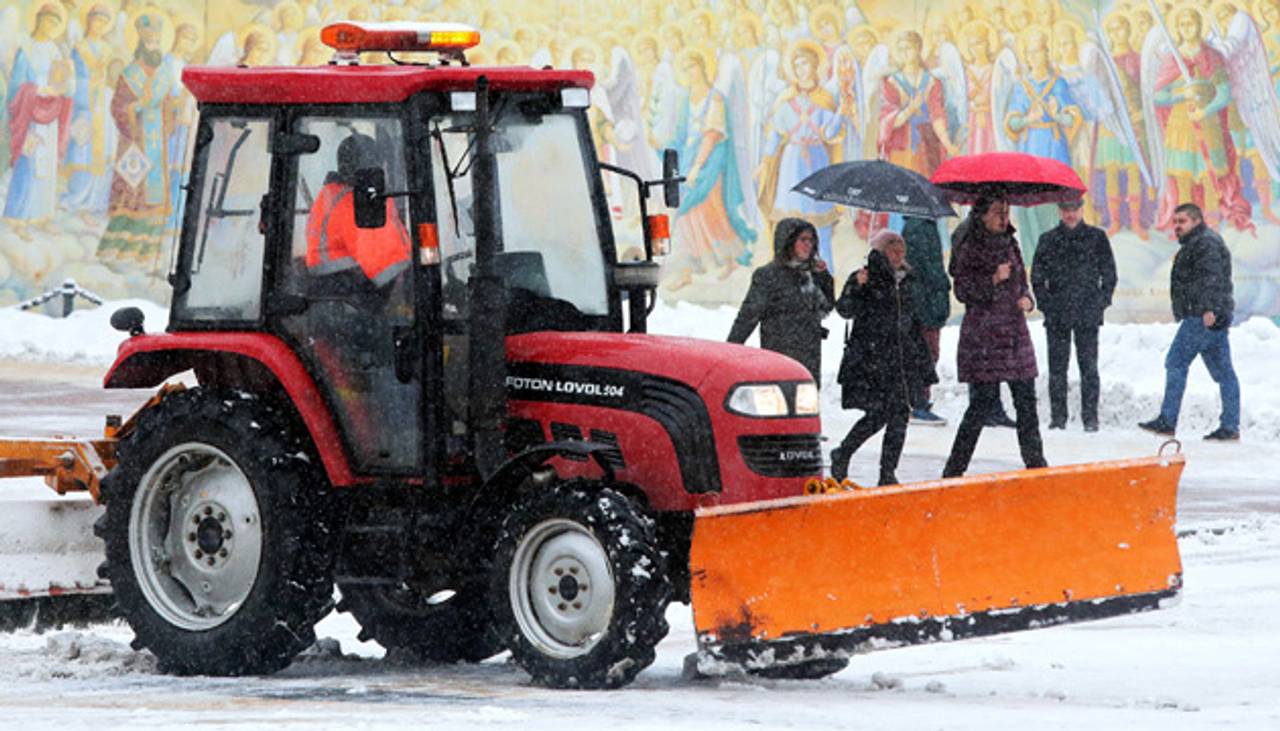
[1,0,1278,322]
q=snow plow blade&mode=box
[689,454,1183,675]
[0,438,116,630]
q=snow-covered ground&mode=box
[0,300,1277,729]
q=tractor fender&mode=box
[464,441,620,533]
[103,332,355,486]
[481,441,617,494]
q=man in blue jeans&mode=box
[1138,203,1240,440]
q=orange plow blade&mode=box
[689,454,1184,674]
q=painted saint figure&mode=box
[98,11,179,264]
[61,3,117,223]
[3,3,72,241]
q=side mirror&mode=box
[352,167,387,229]
[110,306,145,337]
[662,148,680,209]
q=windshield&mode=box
[431,108,609,319]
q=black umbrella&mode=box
[792,160,957,218]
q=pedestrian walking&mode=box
[728,218,835,383]
[830,231,937,485]
[1138,203,1240,440]
[950,217,1018,428]
[902,216,950,426]
[942,195,1048,478]
[1031,198,1117,432]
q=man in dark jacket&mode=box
[902,216,950,426]
[942,196,1048,478]
[831,231,937,485]
[728,218,835,383]
[1138,203,1240,440]
[1031,198,1117,431]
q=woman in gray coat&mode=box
[728,218,835,383]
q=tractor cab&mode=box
[168,22,673,481]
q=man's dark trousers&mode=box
[1046,322,1099,426]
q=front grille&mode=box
[588,429,626,470]
[738,434,823,477]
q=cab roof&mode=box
[182,64,595,106]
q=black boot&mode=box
[830,446,852,481]
[878,470,898,486]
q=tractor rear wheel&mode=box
[336,580,504,663]
[491,483,671,689]
[96,389,336,676]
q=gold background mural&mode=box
[1,0,1279,322]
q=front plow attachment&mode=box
[0,438,115,630]
[689,454,1184,674]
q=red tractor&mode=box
[0,22,1185,690]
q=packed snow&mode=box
[0,299,1276,729]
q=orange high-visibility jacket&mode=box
[305,182,411,286]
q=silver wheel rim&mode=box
[509,518,615,659]
[128,443,263,631]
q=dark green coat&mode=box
[902,217,951,328]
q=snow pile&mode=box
[0,299,169,365]
[14,632,156,679]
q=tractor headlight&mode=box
[794,383,820,415]
[726,384,789,418]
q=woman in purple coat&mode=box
[941,195,1048,478]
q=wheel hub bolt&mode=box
[187,532,196,542]
[194,549,204,559]
[558,575,581,602]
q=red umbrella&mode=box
[930,152,1086,206]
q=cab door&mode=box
[272,113,422,476]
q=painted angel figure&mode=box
[1080,10,1157,238]
[665,48,758,290]
[1141,4,1254,232]
[603,45,658,218]
[714,50,764,237]
[877,30,958,180]
[1004,26,1083,256]
[757,40,846,267]
[926,25,969,162]
[1054,18,1153,236]
[1207,2,1280,225]
[960,21,1019,154]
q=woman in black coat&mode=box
[728,218,835,382]
[831,231,938,485]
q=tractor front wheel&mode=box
[96,389,336,676]
[492,483,671,689]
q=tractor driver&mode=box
[305,132,411,287]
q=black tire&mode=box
[749,657,850,680]
[336,580,504,663]
[491,482,671,689]
[95,388,336,676]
